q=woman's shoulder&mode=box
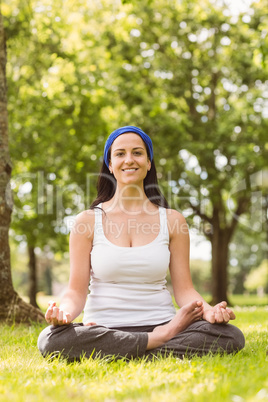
[165,208,189,239]
[166,208,187,223]
[75,208,95,222]
[70,209,95,240]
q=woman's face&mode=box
[109,133,151,186]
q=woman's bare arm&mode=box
[45,210,95,325]
[167,209,235,324]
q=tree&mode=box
[4,0,268,306]
[101,0,268,304]
[0,9,44,322]
[5,0,108,305]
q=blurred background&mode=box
[2,0,268,308]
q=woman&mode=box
[38,126,245,361]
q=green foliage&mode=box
[244,259,268,293]
[9,238,29,294]
[3,0,268,297]
[229,225,267,294]
[0,306,267,401]
[190,259,211,293]
[10,239,70,296]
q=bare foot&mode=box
[146,300,203,350]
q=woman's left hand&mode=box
[203,301,236,324]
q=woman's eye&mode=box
[115,151,142,157]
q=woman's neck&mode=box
[105,185,150,213]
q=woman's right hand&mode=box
[45,301,72,326]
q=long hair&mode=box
[90,145,170,209]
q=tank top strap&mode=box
[93,204,104,243]
[158,207,169,241]
[94,204,103,224]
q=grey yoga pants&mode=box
[37,320,245,361]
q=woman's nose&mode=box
[124,152,134,164]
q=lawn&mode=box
[0,298,267,402]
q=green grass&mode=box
[230,294,268,307]
[0,301,267,401]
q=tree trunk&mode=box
[45,264,52,295]
[209,207,232,305]
[210,229,231,305]
[28,244,40,308]
[0,11,44,323]
[0,292,45,323]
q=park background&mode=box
[1,1,268,401]
[2,0,267,309]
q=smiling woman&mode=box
[108,133,151,187]
[37,126,245,361]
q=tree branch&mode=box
[229,196,250,238]
[188,201,213,224]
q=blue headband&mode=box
[103,126,153,168]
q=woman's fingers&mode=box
[45,302,71,326]
[57,309,64,324]
[64,313,72,324]
[221,307,230,322]
[51,306,60,325]
[214,301,236,323]
[215,306,231,323]
[215,306,228,323]
[217,301,236,323]
[51,306,59,319]
[203,302,236,325]
[204,306,225,324]
[214,306,221,321]
[45,301,56,322]
[226,308,236,320]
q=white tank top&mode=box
[83,204,176,327]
